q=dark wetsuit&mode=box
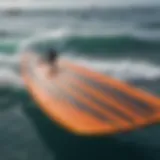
[47,49,57,64]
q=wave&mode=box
[0,67,23,87]
[139,22,160,29]
[66,55,160,81]
[19,28,160,55]
[63,35,160,54]
[0,54,23,88]
[1,50,160,89]
[0,27,157,89]
[0,40,20,53]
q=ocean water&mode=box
[1,3,160,160]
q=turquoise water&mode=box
[1,5,160,160]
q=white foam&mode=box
[1,51,160,89]
[0,54,23,88]
[0,67,23,87]
[18,28,69,53]
[66,55,160,81]
[0,54,20,64]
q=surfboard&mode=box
[22,53,160,136]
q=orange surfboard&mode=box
[22,53,160,136]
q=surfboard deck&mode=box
[22,53,160,136]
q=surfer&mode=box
[47,48,57,64]
[47,48,58,76]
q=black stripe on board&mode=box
[70,71,156,117]
[68,80,135,124]
[54,82,121,127]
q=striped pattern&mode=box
[22,54,160,136]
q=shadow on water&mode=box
[23,98,160,160]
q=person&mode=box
[47,48,58,76]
